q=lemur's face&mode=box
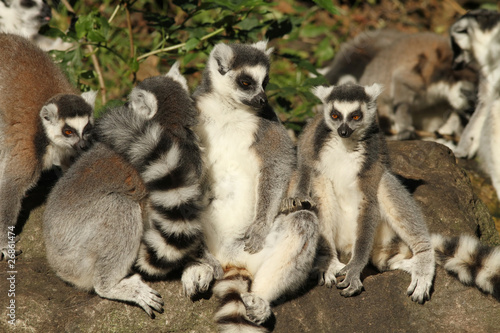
[208,42,272,111]
[13,0,52,26]
[40,95,95,152]
[213,63,269,110]
[231,65,269,109]
[313,83,382,139]
[324,101,369,139]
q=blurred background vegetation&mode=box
[44,0,499,132]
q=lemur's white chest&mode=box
[196,96,260,259]
[315,137,364,253]
[43,144,76,171]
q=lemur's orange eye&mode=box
[64,129,73,136]
[242,81,250,86]
[332,114,339,120]
[352,115,360,120]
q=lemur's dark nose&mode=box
[337,123,353,138]
[259,96,267,106]
[76,138,91,152]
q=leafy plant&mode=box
[43,0,339,127]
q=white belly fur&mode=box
[316,139,364,254]
[197,96,261,266]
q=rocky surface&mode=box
[1,140,499,332]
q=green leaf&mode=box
[297,59,320,73]
[300,25,329,38]
[312,0,340,15]
[238,16,260,31]
[266,82,280,91]
[173,0,198,12]
[184,38,200,52]
[75,14,93,39]
[182,52,199,65]
[130,58,140,72]
[315,38,335,65]
[87,30,106,43]
[202,0,268,12]
[303,76,328,87]
[39,26,66,39]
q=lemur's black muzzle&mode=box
[75,138,92,152]
[338,123,354,138]
[244,92,268,109]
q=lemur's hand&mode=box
[242,221,269,254]
[279,197,315,215]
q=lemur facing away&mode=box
[43,65,221,318]
[451,9,500,201]
[0,33,96,261]
[295,83,500,303]
[193,41,319,332]
[321,29,476,143]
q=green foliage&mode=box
[45,0,339,128]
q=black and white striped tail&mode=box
[432,233,500,299]
[213,267,270,333]
[133,142,205,277]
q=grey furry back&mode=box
[324,29,404,84]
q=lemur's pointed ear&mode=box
[211,43,234,76]
[365,83,383,101]
[81,90,98,110]
[40,103,59,125]
[252,40,274,56]
[128,88,158,120]
[312,85,334,104]
[165,61,189,92]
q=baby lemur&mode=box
[43,64,221,318]
[0,33,96,260]
[296,82,500,303]
[193,41,319,332]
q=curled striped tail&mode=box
[431,233,500,299]
[133,142,205,277]
[213,267,273,333]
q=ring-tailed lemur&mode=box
[43,64,221,318]
[96,63,222,288]
[295,82,500,302]
[451,9,500,200]
[193,41,319,332]
[0,0,72,51]
[0,33,96,261]
[321,29,477,143]
[0,0,51,39]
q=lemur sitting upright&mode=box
[295,82,500,303]
[43,64,221,318]
[193,41,319,332]
[0,33,96,261]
